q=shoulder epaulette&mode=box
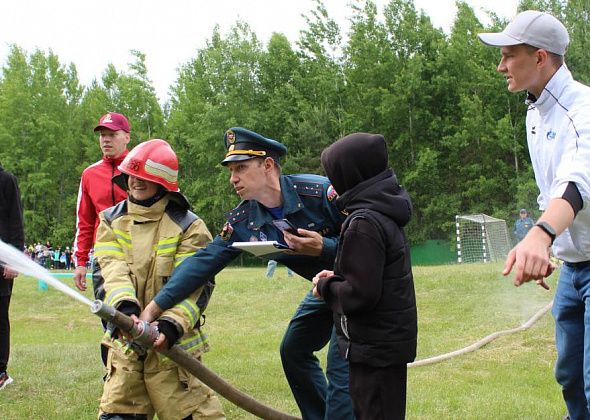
[224,201,250,224]
[166,200,199,233]
[293,180,323,198]
[103,201,127,225]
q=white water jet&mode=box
[0,239,93,306]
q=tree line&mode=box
[0,0,587,248]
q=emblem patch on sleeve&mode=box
[326,185,338,202]
[220,222,234,241]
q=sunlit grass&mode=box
[0,263,563,419]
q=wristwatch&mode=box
[535,221,556,245]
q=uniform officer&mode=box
[141,127,354,420]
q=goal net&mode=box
[455,214,512,263]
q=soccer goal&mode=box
[455,214,512,263]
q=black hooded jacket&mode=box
[0,165,24,293]
[0,165,24,251]
[318,133,417,366]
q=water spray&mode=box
[0,239,92,306]
[0,239,300,420]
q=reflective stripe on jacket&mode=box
[95,195,213,340]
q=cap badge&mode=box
[102,114,113,124]
[226,130,236,144]
[126,158,141,172]
[228,145,235,152]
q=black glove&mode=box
[157,319,181,350]
[116,301,141,317]
[109,301,141,339]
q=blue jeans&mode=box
[280,291,354,420]
[553,262,590,420]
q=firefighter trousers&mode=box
[99,347,225,420]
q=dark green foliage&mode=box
[0,0,587,246]
[0,48,163,246]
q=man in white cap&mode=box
[479,11,590,419]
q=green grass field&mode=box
[0,263,563,419]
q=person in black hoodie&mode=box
[312,133,417,420]
[0,163,24,390]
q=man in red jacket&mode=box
[74,113,130,366]
[73,112,130,292]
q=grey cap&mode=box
[478,10,569,56]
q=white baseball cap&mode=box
[478,10,569,56]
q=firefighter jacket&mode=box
[153,174,345,311]
[94,194,213,353]
[74,150,129,268]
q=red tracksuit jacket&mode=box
[74,151,128,267]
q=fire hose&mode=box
[91,300,300,420]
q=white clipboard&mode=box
[231,241,291,257]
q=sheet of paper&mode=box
[231,241,291,257]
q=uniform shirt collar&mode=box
[247,175,304,229]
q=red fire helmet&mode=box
[118,139,179,192]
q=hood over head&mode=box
[321,133,388,195]
[321,132,412,227]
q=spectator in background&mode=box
[87,249,95,270]
[0,162,25,390]
[513,208,534,243]
[34,242,42,264]
[52,246,61,269]
[38,244,47,268]
[59,249,66,269]
[64,246,72,270]
[74,112,130,292]
[266,259,294,278]
[43,241,52,269]
[73,112,130,366]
